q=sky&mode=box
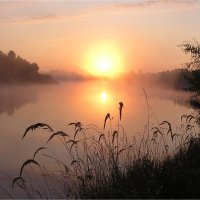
[1,0,200,76]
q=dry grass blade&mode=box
[74,129,80,140]
[20,159,40,177]
[104,113,110,129]
[64,165,69,173]
[12,177,25,188]
[47,131,68,143]
[181,115,187,122]
[68,122,76,126]
[160,121,172,135]
[117,148,125,157]
[70,160,77,166]
[184,135,190,143]
[195,117,200,125]
[98,133,105,142]
[160,120,178,141]
[22,123,53,140]
[68,122,82,130]
[181,114,194,123]
[70,142,78,152]
[66,139,78,151]
[171,133,178,141]
[112,131,118,143]
[187,115,194,123]
[69,122,83,139]
[186,124,193,132]
[35,190,43,198]
[86,155,92,163]
[33,147,46,159]
[66,139,78,144]
[77,157,85,165]
[119,102,124,120]
[152,127,163,136]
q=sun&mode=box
[95,55,113,73]
[83,42,124,77]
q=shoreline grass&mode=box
[1,100,200,199]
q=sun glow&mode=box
[83,42,124,78]
[96,55,112,73]
[101,91,107,103]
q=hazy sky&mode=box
[1,0,200,75]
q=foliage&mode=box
[179,40,200,70]
[179,40,200,109]
[0,50,56,84]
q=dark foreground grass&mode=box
[92,136,200,199]
[1,103,200,199]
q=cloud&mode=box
[0,13,59,24]
[0,1,96,24]
[0,0,200,24]
[98,0,200,11]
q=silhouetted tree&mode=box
[179,40,200,70]
[179,40,200,109]
[8,50,16,60]
[0,50,56,84]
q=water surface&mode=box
[0,82,195,195]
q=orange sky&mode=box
[0,1,200,76]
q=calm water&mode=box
[0,81,195,196]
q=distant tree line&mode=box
[124,40,200,93]
[178,40,200,109]
[123,68,196,90]
[0,50,56,84]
